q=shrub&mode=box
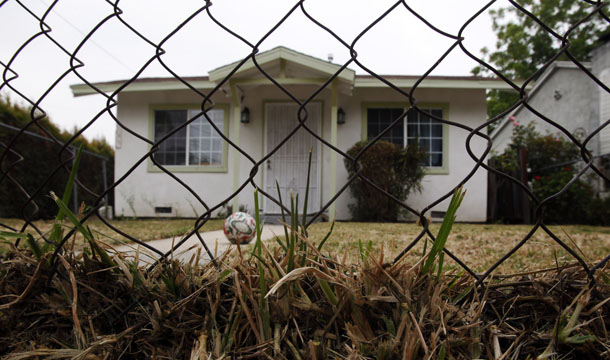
[344,140,427,221]
[531,167,594,224]
[588,196,610,226]
[492,122,606,224]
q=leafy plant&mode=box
[492,123,601,224]
[344,140,427,221]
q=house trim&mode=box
[360,102,450,175]
[71,78,215,97]
[354,77,518,90]
[146,103,230,173]
[71,76,523,97]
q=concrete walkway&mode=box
[110,225,286,265]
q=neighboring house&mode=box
[72,46,513,222]
[490,40,610,194]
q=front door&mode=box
[264,102,321,214]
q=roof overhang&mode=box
[355,76,527,90]
[70,77,215,97]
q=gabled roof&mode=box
[208,46,355,84]
[70,46,527,97]
[490,61,592,140]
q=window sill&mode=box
[424,166,449,175]
[147,162,228,173]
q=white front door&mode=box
[264,102,321,214]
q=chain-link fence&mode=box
[1,0,610,288]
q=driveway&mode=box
[110,225,286,265]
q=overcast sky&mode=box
[0,0,505,146]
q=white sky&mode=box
[0,0,505,146]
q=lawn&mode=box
[305,222,610,274]
[2,217,609,275]
[0,217,224,248]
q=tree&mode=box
[0,97,114,218]
[473,0,610,122]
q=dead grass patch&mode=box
[306,222,610,274]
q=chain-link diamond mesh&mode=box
[1,0,610,287]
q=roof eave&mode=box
[354,77,528,90]
[70,79,216,97]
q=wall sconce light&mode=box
[240,107,250,123]
[337,107,346,124]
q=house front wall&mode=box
[114,90,236,218]
[114,85,488,222]
[335,87,489,222]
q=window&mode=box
[366,106,445,168]
[152,107,227,171]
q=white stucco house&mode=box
[490,39,610,195]
[72,47,515,222]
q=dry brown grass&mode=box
[4,217,609,275]
[1,232,608,359]
[306,222,610,274]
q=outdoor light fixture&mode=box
[240,107,250,123]
[337,107,346,124]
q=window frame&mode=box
[147,103,230,173]
[361,102,449,175]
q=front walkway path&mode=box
[110,225,286,265]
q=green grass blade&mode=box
[293,193,299,235]
[0,231,42,259]
[317,278,338,306]
[452,285,473,305]
[288,191,296,272]
[422,187,465,274]
[49,144,84,245]
[51,192,115,268]
[252,190,271,339]
[302,148,312,232]
[249,189,263,259]
[0,231,29,240]
[317,220,335,252]
[218,269,232,282]
[438,342,446,360]
[276,180,290,252]
[274,236,287,252]
[25,234,42,259]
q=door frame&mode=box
[262,101,324,214]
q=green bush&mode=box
[588,196,610,226]
[493,122,607,224]
[531,167,594,224]
[344,140,427,222]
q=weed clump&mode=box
[1,188,610,359]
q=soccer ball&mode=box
[223,212,257,244]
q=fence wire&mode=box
[1,0,610,287]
